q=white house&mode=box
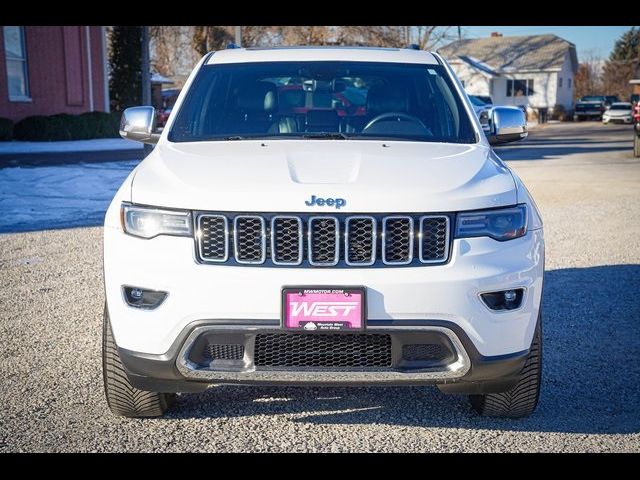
[438,34,579,115]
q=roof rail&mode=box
[407,44,420,50]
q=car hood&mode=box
[130,140,516,212]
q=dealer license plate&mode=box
[281,286,366,331]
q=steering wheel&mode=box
[363,112,428,132]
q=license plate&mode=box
[281,286,366,331]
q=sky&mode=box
[461,26,633,61]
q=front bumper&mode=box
[603,115,632,123]
[104,226,544,358]
[118,319,531,394]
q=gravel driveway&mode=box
[1,122,639,452]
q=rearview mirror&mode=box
[488,106,528,145]
[119,106,160,145]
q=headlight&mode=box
[121,204,192,239]
[455,204,527,241]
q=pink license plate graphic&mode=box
[283,288,364,331]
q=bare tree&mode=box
[340,26,455,49]
[573,50,604,101]
[192,26,234,56]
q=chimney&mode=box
[491,32,503,37]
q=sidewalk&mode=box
[0,138,144,168]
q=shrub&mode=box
[0,117,13,141]
[79,111,120,138]
[13,116,53,141]
[13,111,121,141]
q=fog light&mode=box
[481,288,524,311]
[122,286,168,310]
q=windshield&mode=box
[169,61,476,143]
[580,96,605,102]
[610,104,631,110]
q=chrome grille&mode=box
[196,212,451,267]
[233,216,266,264]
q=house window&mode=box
[506,79,534,97]
[558,77,563,88]
[3,26,30,101]
[568,78,572,88]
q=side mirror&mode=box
[119,106,160,145]
[488,106,528,145]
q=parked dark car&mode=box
[605,95,619,107]
[573,95,608,121]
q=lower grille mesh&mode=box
[254,333,392,368]
[402,343,451,362]
[204,344,245,360]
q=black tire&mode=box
[469,315,542,418]
[102,305,176,417]
[634,134,640,158]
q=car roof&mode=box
[206,46,439,65]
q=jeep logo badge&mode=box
[304,195,346,209]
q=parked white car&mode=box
[104,46,543,419]
[602,102,634,124]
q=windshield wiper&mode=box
[301,132,349,140]
[223,135,247,140]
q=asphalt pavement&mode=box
[0,121,638,452]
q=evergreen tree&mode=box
[602,27,640,101]
[609,27,640,62]
[109,26,142,111]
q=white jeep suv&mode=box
[103,46,544,418]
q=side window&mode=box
[3,26,30,101]
[507,79,534,97]
[558,77,563,88]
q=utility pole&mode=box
[141,25,153,155]
[235,26,242,47]
[141,26,151,106]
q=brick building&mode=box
[0,26,109,122]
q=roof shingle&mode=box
[438,34,577,73]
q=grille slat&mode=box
[419,216,450,263]
[254,333,392,368]
[197,213,450,267]
[198,215,228,262]
[345,216,376,265]
[234,216,266,264]
[308,216,339,266]
[271,216,303,265]
[382,216,414,265]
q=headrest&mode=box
[366,84,409,116]
[237,82,278,113]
